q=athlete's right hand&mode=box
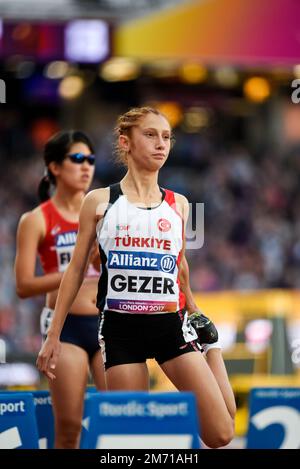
[36,335,61,380]
[188,311,219,345]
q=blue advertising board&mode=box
[0,392,39,449]
[33,387,98,449]
[80,386,99,448]
[84,391,200,449]
[247,387,300,449]
[32,390,54,449]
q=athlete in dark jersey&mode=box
[15,131,105,449]
[37,109,236,448]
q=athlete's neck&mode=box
[121,171,161,206]
[52,188,84,214]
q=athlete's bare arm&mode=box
[89,240,101,272]
[15,209,63,298]
[174,193,199,313]
[36,187,109,379]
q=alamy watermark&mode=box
[185,203,204,250]
[0,338,6,364]
[291,338,300,365]
[291,79,300,104]
[97,200,204,251]
[0,79,6,103]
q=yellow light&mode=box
[58,76,85,100]
[152,101,182,128]
[100,58,140,82]
[45,61,69,79]
[179,63,207,84]
[243,77,271,103]
[214,66,239,88]
[182,107,210,133]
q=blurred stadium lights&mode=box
[143,59,179,78]
[181,106,211,133]
[65,19,109,63]
[214,66,240,88]
[178,62,208,84]
[152,101,182,128]
[243,76,271,103]
[15,60,35,79]
[58,74,85,99]
[245,319,273,354]
[100,57,140,82]
[44,60,69,79]
[0,0,186,20]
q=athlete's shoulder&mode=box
[163,188,188,206]
[174,192,189,206]
[84,187,109,202]
[17,205,46,236]
[82,187,110,218]
[19,205,44,225]
[173,192,189,222]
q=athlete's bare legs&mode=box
[105,363,149,391]
[90,350,107,390]
[49,343,89,449]
[160,352,235,448]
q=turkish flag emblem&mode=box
[157,218,171,232]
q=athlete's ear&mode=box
[119,134,130,153]
[48,161,61,178]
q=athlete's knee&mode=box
[230,402,237,420]
[202,420,234,448]
[55,417,82,449]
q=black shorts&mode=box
[41,307,100,361]
[98,309,201,370]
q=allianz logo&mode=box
[56,231,77,247]
[109,251,176,273]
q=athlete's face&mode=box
[123,113,172,171]
[54,142,95,192]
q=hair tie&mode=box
[43,168,50,181]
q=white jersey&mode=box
[96,184,186,314]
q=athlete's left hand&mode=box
[36,335,61,380]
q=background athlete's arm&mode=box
[37,188,108,378]
[15,210,63,297]
[89,240,101,272]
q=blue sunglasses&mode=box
[67,153,95,165]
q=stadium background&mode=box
[1,0,300,447]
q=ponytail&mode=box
[38,175,51,202]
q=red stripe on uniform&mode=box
[164,188,186,310]
[163,188,183,220]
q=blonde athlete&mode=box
[37,109,236,448]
